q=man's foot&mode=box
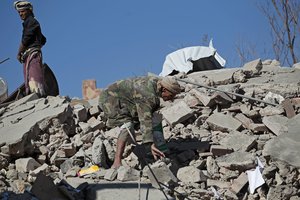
[111,162,121,169]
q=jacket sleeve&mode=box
[135,97,159,144]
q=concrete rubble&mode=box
[0,58,300,200]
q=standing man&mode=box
[99,76,181,169]
[14,1,47,97]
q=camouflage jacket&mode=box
[99,76,161,143]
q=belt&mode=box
[21,47,41,63]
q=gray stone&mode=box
[104,168,118,181]
[177,166,207,183]
[89,105,100,116]
[189,89,215,107]
[207,179,230,189]
[263,114,300,168]
[242,58,262,74]
[216,152,256,171]
[145,161,177,189]
[206,156,219,178]
[73,104,88,122]
[92,136,108,168]
[161,101,194,127]
[15,157,41,173]
[262,115,288,136]
[87,116,105,131]
[187,68,239,85]
[230,172,248,194]
[210,145,233,156]
[219,131,257,152]
[206,113,242,132]
[104,126,121,139]
[117,166,140,181]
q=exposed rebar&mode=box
[176,78,279,106]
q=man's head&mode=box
[158,77,181,101]
[14,1,33,20]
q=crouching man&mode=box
[99,76,181,168]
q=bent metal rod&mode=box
[176,78,279,107]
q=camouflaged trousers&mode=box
[99,90,136,142]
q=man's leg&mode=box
[111,138,126,169]
[111,122,134,168]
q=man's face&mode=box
[161,87,176,101]
[18,9,30,20]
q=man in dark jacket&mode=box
[14,1,47,97]
[99,76,181,169]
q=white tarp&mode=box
[160,40,226,77]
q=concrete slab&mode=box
[263,114,300,168]
[86,181,175,200]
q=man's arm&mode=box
[135,98,165,160]
[17,43,25,63]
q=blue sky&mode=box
[0,1,272,98]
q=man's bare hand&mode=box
[151,143,165,160]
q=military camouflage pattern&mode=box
[99,76,161,143]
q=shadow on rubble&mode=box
[0,180,172,200]
[84,181,174,200]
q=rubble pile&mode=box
[0,58,300,200]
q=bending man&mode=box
[99,76,181,168]
[14,1,47,97]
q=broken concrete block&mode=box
[29,163,49,176]
[207,179,230,189]
[183,93,201,107]
[187,68,239,85]
[104,126,121,139]
[263,114,300,168]
[15,157,41,173]
[103,140,115,161]
[177,166,207,183]
[59,143,76,157]
[206,113,242,132]
[219,131,257,152]
[104,168,118,181]
[242,58,262,74]
[216,152,256,171]
[189,89,215,107]
[92,136,108,168]
[281,99,296,119]
[211,92,234,105]
[262,115,288,136]
[87,116,105,131]
[89,105,101,117]
[230,172,248,194]
[145,161,178,189]
[263,92,285,105]
[206,156,219,178]
[234,113,254,130]
[73,104,88,122]
[161,101,194,127]
[39,145,50,155]
[248,123,268,132]
[210,145,233,156]
[259,105,284,116]
[78,122,92,134]
[117,166,140,181]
